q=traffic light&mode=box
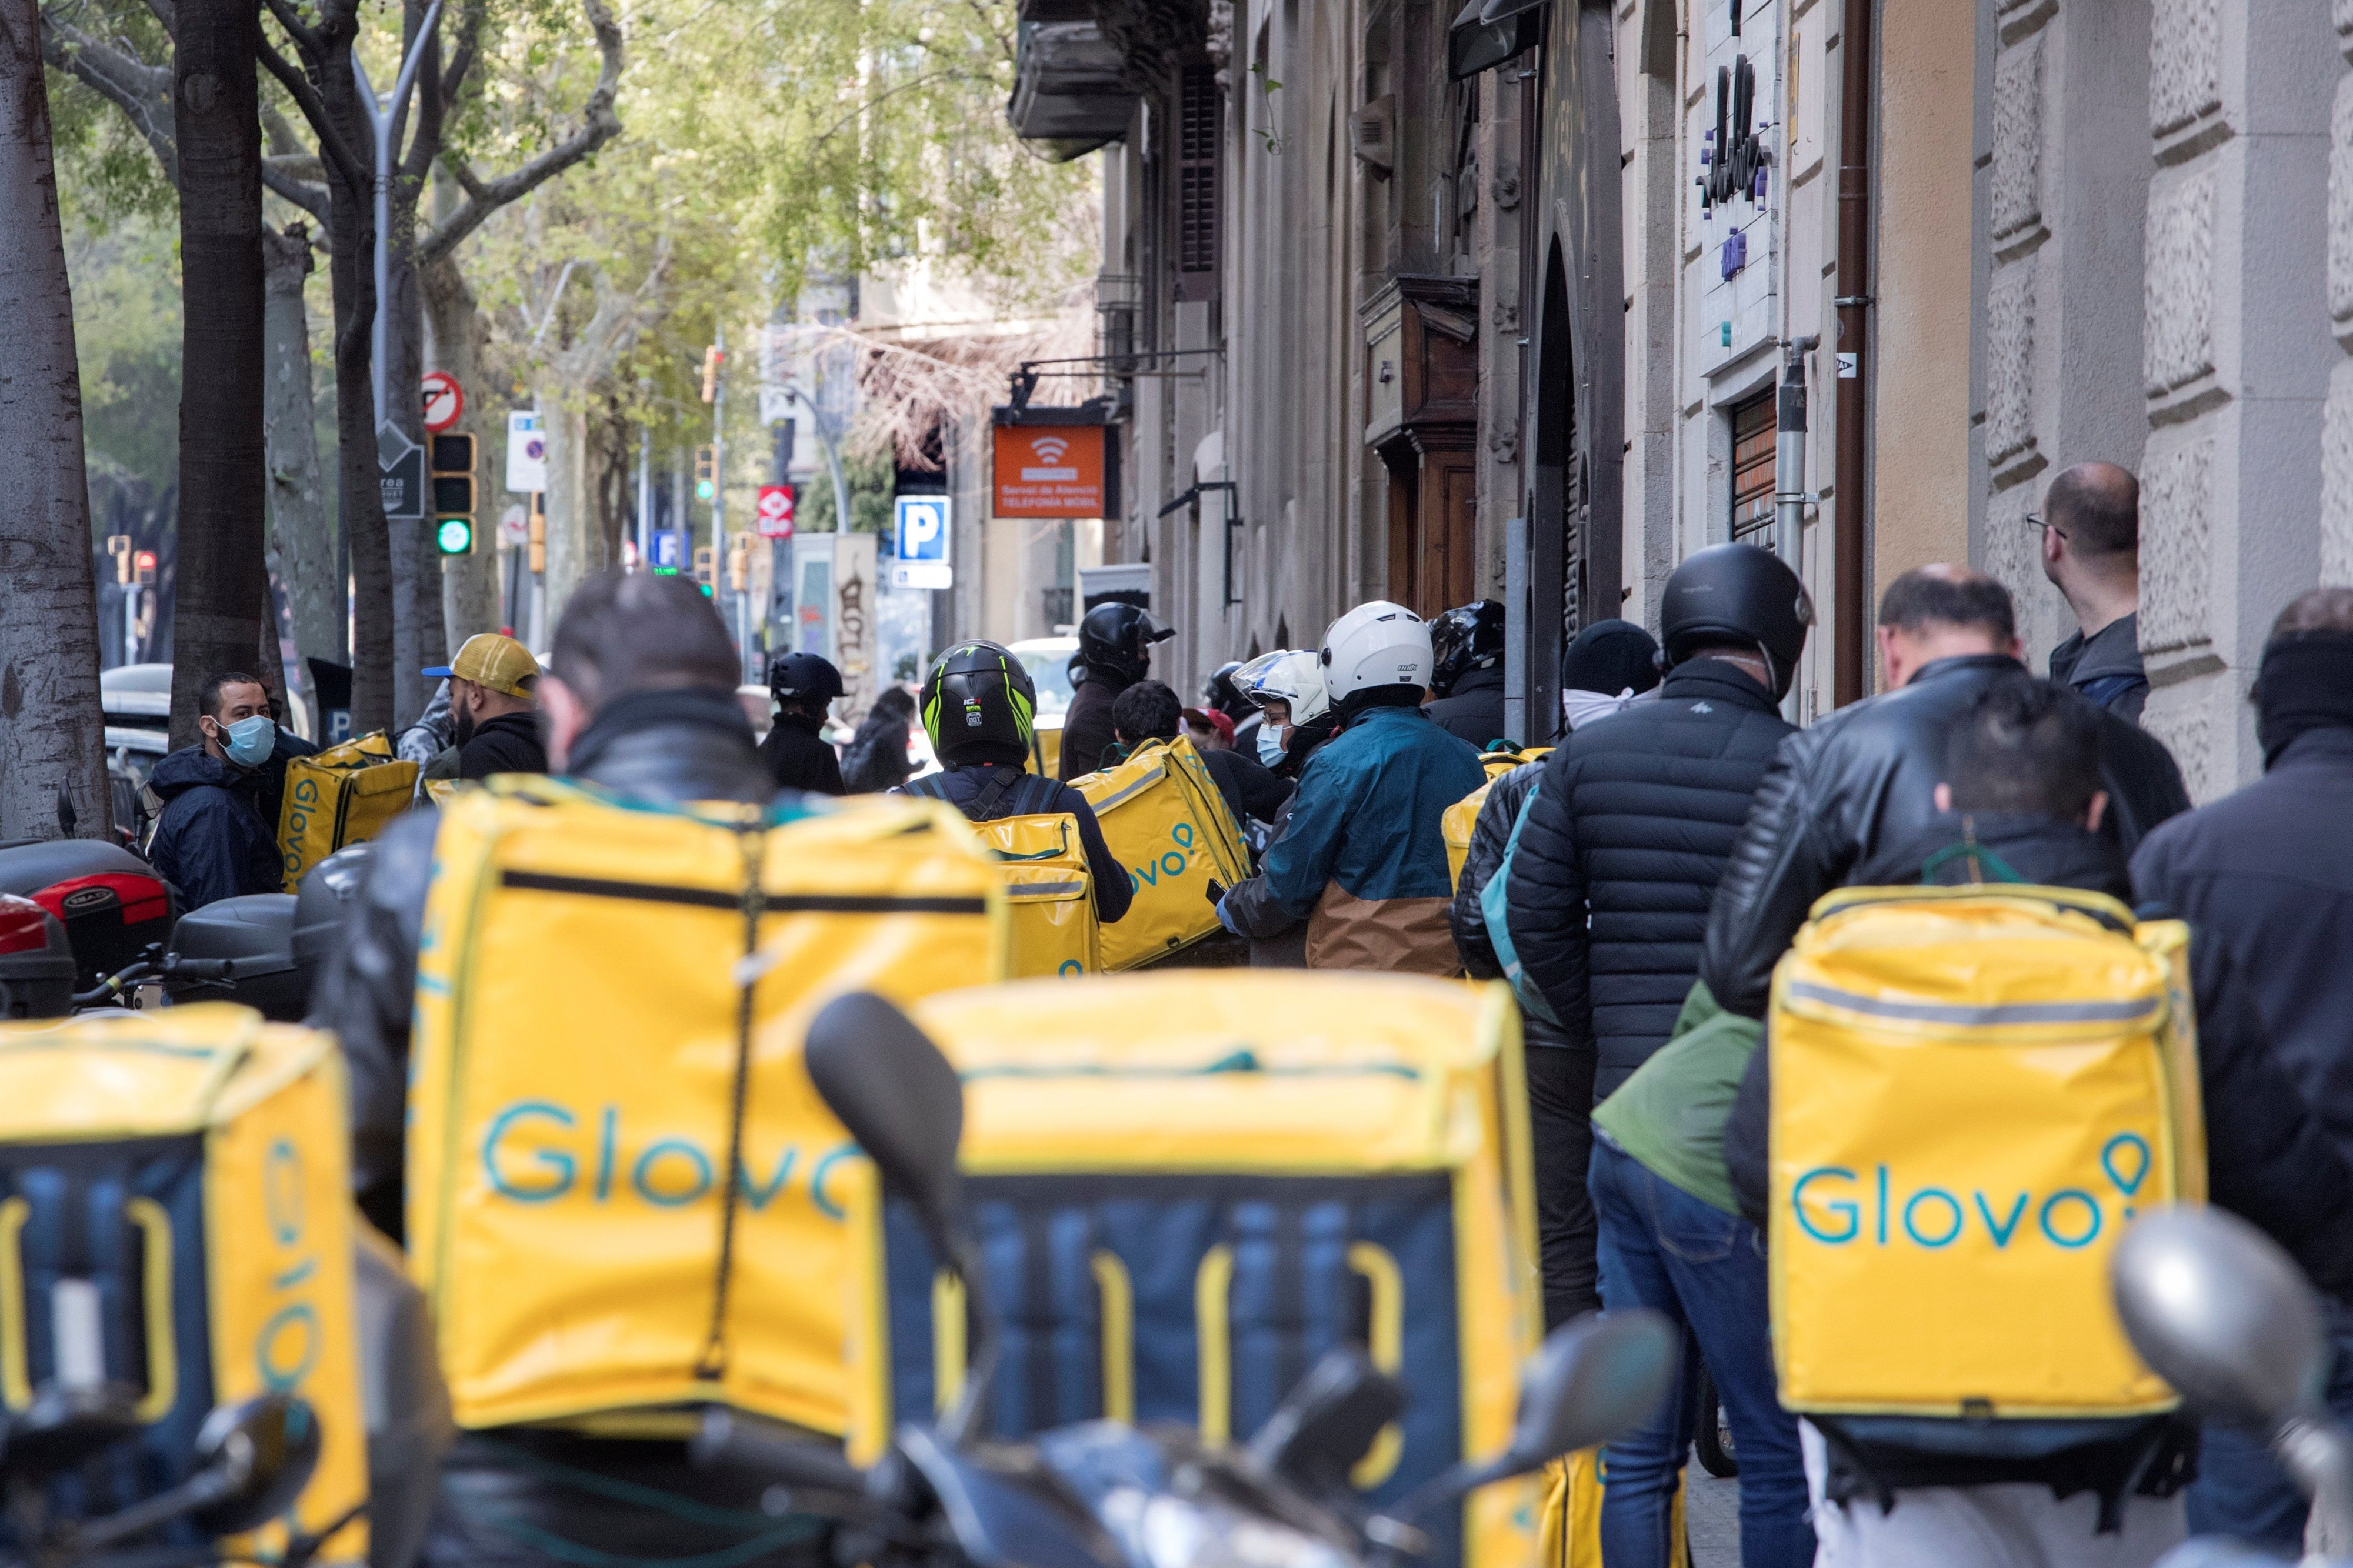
[431,432,477,556]
[134,550,156,585]
[105,535,132,585]
[528,494,546,574]
[701,345,724,404]
[726,533,749,593]
[694,445,716,501]
[692,546,716,596]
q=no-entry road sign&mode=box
[755,483,796,539]
[421,371,465,432]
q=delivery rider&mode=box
[309,568,811,1568]
[899,642,1131,926]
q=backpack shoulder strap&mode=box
[967,767,1026,822]
[901,772,949,802]
[1010,772,1067,818]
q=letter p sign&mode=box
[892,495,953,589]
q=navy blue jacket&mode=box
[148,745,282,909]
[2133,723,2353,1293]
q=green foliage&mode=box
[64,206,181,518]
[796,448,896,535]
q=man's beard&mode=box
[454,706,476,746]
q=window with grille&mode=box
[1178,65,1219,274]
[1729,391,1775,540]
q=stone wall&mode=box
[2137,0,2334,800]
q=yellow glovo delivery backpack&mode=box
[841,972,1542,1568]
[902,769,1099,979]
[0,1005,368,1562]
[1071,735,1250,969]
[1768,878,2205,1420]
[406,776,1004,1437]
[1442,746,1550,890]
[279,731,419,891]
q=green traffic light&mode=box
[435,516,474,556]
[699,583,714,596]
[695,480,715,500]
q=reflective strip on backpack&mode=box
[1085,766,1164,814]
[1006,880,1087,899]
[1782,979,2164,1030]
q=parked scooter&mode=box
[2112,1206,2353,1567]
[695,992,1681,1568]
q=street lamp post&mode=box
[352,0,447,433]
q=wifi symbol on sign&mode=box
[1032,436,1070,463]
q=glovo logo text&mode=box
[480,1100,859,1219]
[1127,821,1197,890]
[281,776,325,876]
[1789,1133,2151,1252]
[258,1137,323,1392]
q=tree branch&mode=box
[258,31,368,194]
[261,0,319,62]
[417,0,623,265]
[36,8,177,181]
[262,161,331,218]
[436,0,482,115]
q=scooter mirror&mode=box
[1249,1346,1406,1493]
[1497,1312,1679,1478]
[804,992,964,1247]
[2112,1207,2328,1430]
[1377,1310,1678,1533]
[188,1393,321,1536]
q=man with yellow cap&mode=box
[422,633,546,779]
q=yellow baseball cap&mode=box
[425,633,541,700]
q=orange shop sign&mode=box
[992,423,1106,518]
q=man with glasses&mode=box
[2031,461,2148,721]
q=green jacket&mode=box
[1589,980,1761,1216]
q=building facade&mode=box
[996,0,2344,795]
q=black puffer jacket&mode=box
[1700,655,2190,1019]
[1503,660,1794,1099]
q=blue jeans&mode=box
[2187,1304,2353,1552]
[1589,1139,1813,1568]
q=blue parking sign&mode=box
[895,496,951,562]
[893,496,952,589]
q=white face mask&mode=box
[1257,723,1289,766]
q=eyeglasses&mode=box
[2022,513,2070,542]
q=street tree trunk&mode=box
[165,0,268,751]
[262,223,338,713]
[0,0,109,839]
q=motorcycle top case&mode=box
[1069,737,1251,970]
[1767,883,2206,1421]
[843,972,1541,1568]
[0,1004,367,1563]
[406,776,1006,1437]
[977,813,1099,979]
[278,732,421,892]
[1441,749,1548,893]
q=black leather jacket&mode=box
[1699,655,2190,1019]
[311,686,777,1237]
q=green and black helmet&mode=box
[921,641,1037,762]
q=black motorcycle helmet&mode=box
[768,652,845,706]
[1429,600,1505,696]
[1077,603,1174,685]
[1203,660,1250,722]
[921,642,1037,764]
[1658,543,1813,699]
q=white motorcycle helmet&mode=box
[1319,601,1433,705]
[1232,649,1331,725]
